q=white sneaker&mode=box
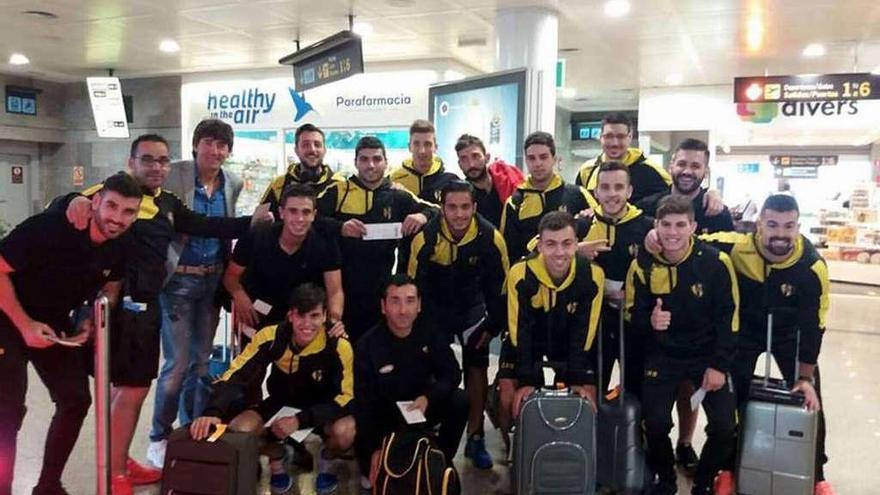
[146,439,167,469]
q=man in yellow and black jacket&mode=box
[501,211,604,425]
[699,194,833,493]
[582,162,654,398]
[317,136,438,342]
[406,180,509,469]
[261,123,344,218]
[625,195,738,495]
[390,119,458,203]
[191,284,354,495]
[501,131,596,262]
[575,113,671,204]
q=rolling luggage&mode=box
[160,426,260,495]
[737,313,818,495]
[596,303,648,494]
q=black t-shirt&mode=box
[232,222,341,324]
[0,209,126,333]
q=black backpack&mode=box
[374,429,461,495]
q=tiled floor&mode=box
[12,289,878,494]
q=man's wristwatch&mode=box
[797,375,815,386]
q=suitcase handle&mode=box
[762,312,803,389]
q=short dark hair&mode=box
[130,134,169,158]
[295,123,325,145]
[280,183,317,209]
[761,194,800,215]
[100,172,142,199]
[524,131,556,156]
[409,119,435,136]
[656,194,695,221]
[381,273,420,299]
[192,119,234,158]
[672,138,710,163]
[537,211,576,236]
[454,134,486,155]
[602,112,633,134]
[596,161,630,183]
[440,180,475,204]
[355,136,387,161]
[288,283,326,314]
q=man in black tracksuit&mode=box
[501,131,596,262]
[583,162,654,398]
[390,119,459,204]
[626,195,738,495]
[406,180,509,469]
[261,123,344,218]
[317,136,437,342]
[700,194,832,494]
[191,283,354,495]
[354,275,467,481]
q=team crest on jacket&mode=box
[558,205,569,213]
[567,302,578,314]
[780,283,794,297]
[628,244,639,257]
[691,283,704,298]
[468,256,479,265]
[383,206,392,220]
[312,370,323,382]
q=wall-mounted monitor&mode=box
[428,69,527,168]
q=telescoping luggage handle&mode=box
[597,301,627,408]
[94,294,112,495]
[762,312,802,388]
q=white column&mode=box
[495,7,558,135]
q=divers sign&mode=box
[279,31,364,92]
[734,73,878,103]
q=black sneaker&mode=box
[675,442,699,476]
[32,484,70,495]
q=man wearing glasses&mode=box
[54,134,272,495]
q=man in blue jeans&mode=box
[147,119,243,468]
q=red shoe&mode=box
[713,470,735,495]
[815,480,837,495]
[111,475,134,495]
[126,457,163,485]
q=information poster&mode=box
[86,77,130,138]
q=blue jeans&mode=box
[150,271,222,442]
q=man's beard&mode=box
[764,237,793,256]
[673,173,702,195]
[466,166,488,182]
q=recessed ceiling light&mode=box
[560,87,577,99]
[9,53,30,65]
[802,43,825,57]
[353,22,373,36]
[604,0,630,18]
[665,73,683,85]
[159,40,180,53]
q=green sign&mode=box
[556,59,566,88]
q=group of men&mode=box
[0,112,834,495]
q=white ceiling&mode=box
[2,0,880,113]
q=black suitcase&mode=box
[596,303,648,494]
[160,426,260,495]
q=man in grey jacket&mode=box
[147,119,243,468]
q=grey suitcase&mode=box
[514,387,597,494]
[596,304,648,494]
[737,313,818,495]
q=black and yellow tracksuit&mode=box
[204,323,353,430]
[506,253,604,387]
[701,231,831,480]
[261,162,345,218]
[390,156,459,204]
[625,238,739,491]
[317,176,438,341]
[585,204,654,397]
[576,148,672,204]
[407,215,509,368]
[501,174,597,262]
[637,187,735,235]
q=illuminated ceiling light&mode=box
[745,83,763,100]
[352,22,373,36]
[8,53,30,65]
[159,40,180,53]
[802,43,825,57]
[560,87,577,98]
[798,73,818,79]
[746,11,763,52]
[604,0,630,18]
[665,73,683,85]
